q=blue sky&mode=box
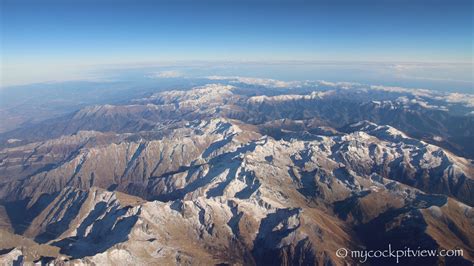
[0,0,472,87]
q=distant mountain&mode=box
[0,79,473,265]
[2,81,473,158]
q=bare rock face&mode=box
[1,82,473,265]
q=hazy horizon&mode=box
[1,0,472,91]
[1,61,472,94]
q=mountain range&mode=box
[0,78,473,265]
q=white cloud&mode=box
[374,85,474,108]
[148,70,183,78]
[437,93,474,107]
[206,75,301,88]
[316,80,337,87]
[370,85,434,97]
[390,63,473,83]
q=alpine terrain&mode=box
[0,77,473,265]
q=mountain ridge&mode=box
[0,80,473,265]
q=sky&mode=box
[0,0,473,87]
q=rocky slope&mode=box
[0,80,473,265]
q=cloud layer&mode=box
[148,70,183,78]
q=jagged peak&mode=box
[185,117,242,136]
[152,83,234,101]
[347,120,410,141]
[248,90,335,104]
